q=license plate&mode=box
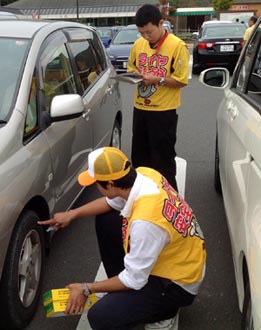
[220,45,234,52]
[123,62,127,69]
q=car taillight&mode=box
[197,42,214,49]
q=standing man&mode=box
[243,16,258,43]
[39,147,206,330]
[128,4,190,191]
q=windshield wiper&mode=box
[0,120,7,124]
[117,42,134,45]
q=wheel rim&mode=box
[18,229,42,307]
[111,126,120,149]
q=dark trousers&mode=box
[131,108,178,191]
[95,210,125,278]
[88,276,195,330]
[91,211,195,330]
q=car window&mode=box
[24,75,38,137]
[69,39,102,92]
[39,31,77,113]
[113,29,140,44]
[97,28,113,38]
[235,22,261,109]
[0,38,29,121]
[203,25,245,38]
[91,32,108,71]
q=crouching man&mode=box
[39,147,206,330]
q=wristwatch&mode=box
[82,282,91,297]
[159,77,166,86]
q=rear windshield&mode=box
[203,25,246,38]
[0,38,29,121]
[112,29,141,44]
[97,28,114,38]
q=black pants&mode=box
[91,211,195,330]
[131,107,178,191]
[88,276,195,330]
[95,210,125,278]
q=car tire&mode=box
[241,281,254,330]
[0,209,45,329]
[110,119,121,149]
[192,64,200,75]
[214,136,222,194]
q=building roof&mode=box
[6,0,260,18]
[6,0,158,9]
[6,0,158,18]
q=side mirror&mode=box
[50,94,84,121]
[199,68,230,89]
[192,32,199,39]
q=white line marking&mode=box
[189,55,193,80]
[76,157,187,329]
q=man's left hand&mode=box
[65,283,87,315]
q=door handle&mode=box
[230,107,238,119]
[107,85,113,95]
[227,101,238,120]
[82,109,91,120]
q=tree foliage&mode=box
[0,0,17,5]
[172,0,213,8]
[212,0,234,11]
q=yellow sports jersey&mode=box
[122,167,206,285]
[128,33,190,111]
[243,25,254,41]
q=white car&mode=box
[0,20,122,329]
[199,17,261,330]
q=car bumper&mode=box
[110,58,129,72]
[194,53,240,70]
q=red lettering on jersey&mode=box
[122,218,128,243]
[139,53,147,66]
[138,53,168,77]
[174,214,191,237]
[161,176,193,237]
[163,200,178,222]
[180,204,192,222]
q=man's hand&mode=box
[65,283,87,315]
[141,73,160,86]
[37,211,74,230]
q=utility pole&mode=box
[76,0,79,21]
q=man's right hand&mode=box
[37,210,74,230]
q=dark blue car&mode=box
[96,26,122,48]
[106,25,140,72]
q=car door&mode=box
[38,30,93,211]
[223,24,261,274]
[67,30,118,150]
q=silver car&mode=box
[0,20,122,329]
[200,17,261,330]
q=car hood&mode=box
[107,43,133,57]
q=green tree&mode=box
[212,0,234,11]
[172,0,213,8]
[0,0,17,5]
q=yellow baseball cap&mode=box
[78,147,131,186]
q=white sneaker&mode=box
[144,311,179,330]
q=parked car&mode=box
[199,17,261,330]
[96,26,123,48]
[193,20,246,74]
[163,20,173,33]
[0,11,18,19]
[107,24,141,72]
[0,19,122,329]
